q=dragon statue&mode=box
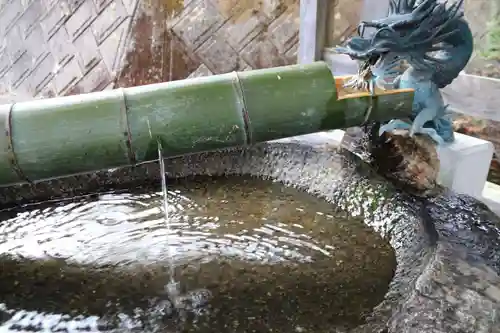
[335,0,473,145]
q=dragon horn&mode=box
[404,0,422,12]
[448,0,465,19]
[413,28,459,47]
[388,0,397,14]
[423,54,448,64]
[332,46,352,54]
[413,0,437,17]
[407,0,417,10]
[422,0,465,41]
[359,20,386,28]
[399,0,406,13]
[406,5,456,45]
[405,1,457,44]
[389,0,408,14]
[426,44,454,52]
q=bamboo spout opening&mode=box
[334,76,414,99]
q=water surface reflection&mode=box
[0,176,396,332]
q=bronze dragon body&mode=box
[336,0,473,145]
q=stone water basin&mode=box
[0,133,499,333]
[0,175,395,333]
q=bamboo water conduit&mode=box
[0,61,414,187]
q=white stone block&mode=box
[437,132,494,198]
[482,182,500,217]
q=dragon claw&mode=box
[409,126,446,145]
[378,119,411,136]
[343,75,376,95]
[379,120,446,145]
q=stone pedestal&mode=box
[437,132,494,198]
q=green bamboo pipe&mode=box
[0,61,414,187]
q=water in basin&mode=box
[0,175,396,332]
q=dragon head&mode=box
[335,0,465,64]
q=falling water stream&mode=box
[157,139,179,295]
[156,139,213,318]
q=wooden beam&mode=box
[298,0,328,64]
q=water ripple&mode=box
[0,176,396,333]
[0,177,376,267]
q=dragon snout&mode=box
[334,37,371,59]
[334,37,385,64]
[357,20,387,38]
